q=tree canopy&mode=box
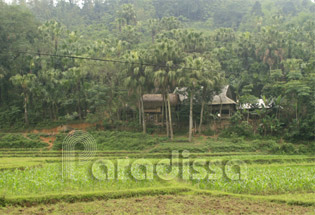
[0,0,314,141]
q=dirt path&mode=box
[39,136,56,150]
[20,122,98,149]
[31,122,98,135]
[1,195,314,215]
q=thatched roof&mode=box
[239,99,272,110]
[174,85,236,105]
[210,85,236,105]
[143,94,179,109]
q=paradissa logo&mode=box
[62,131,248,181]
[91,151,248,181]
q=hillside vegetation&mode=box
[0,0,314,142]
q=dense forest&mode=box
[0,0,314,141]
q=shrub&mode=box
[270,142,297,154]
[202,128,215,136]
[220,121,254,138]
[284,116,315,141]
[254,139,278,151]
[298,142,315,154]
[297,144,309,154]
[52,131,160,151]
[0,134,47,148]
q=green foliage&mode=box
[0,134,47,148]
[195,165,315,195]
[202,128,215,136]
[230,111,242,125]
[220,121,254,138]
[0,162,175,198]
[270,143,297,155]
[52,131,161,151]
[0,106,23,129]
[1,187,190,207]
[0,0,314,143]
[253,139,278,151]
[285,116,315,141]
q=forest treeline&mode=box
[0,0,314,141]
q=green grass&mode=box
[193,189,315,207]
[1,187,190,206]
[0,163,175,197]
[0,152,314,170]
[0,134,47,148]
[1,157,314,198]
[3,194,315,214]
[52,131,165,151]
[0,131,313,156]
[0,134,314,209]
[193,164,315,195]
[266,193,315,206]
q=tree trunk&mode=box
[138,99,142,125]
[219,95,223,118]
[247,111,249,123]
[167,93,174,140]
[0,84,2,106]
[24,94,29,126]
[198,100,205,134]
[78,99,82,120]
[296,100,298,122]
[140,95,146,134]
[164,94,169,138]
[219,95,223,129]
[54,102,58,121]
[151,33,155,44]
[162,95,165,127]
[77,81,82,120]
[49,105,53,120]
[189,92,193,142]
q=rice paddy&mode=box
[0,136,314,214]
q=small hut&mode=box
[209,85,237,118]
[142,94,180,124]
[174,85,237,119]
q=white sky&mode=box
[3,0,315,6]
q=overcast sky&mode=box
[3,0,315,6]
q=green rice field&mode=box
[0,134,314,214]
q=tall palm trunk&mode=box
[198,100,205,134]
[138,99,142,125]
[24,93,29,126]
[151,33,155,44]
[189,92,193,142]
[167,93,174,140]
[164,94,169,138]
[219,95,223,129]
[140,95,146,134]
[296,100,298,121]
[219,95,223,118]
[247,111,250,123]
[77,81,82,120]
[162,95,165,127]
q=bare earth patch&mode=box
[39,136,56,149]
[1,195,315,215]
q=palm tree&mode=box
[151,39,183,140]
[117,4,137,26]
[198,64,224,134]
[148,19,160,43]
[10,73,37,126]
[124,50,150,134]
[255,26,285,70]
[179,56,205,142]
